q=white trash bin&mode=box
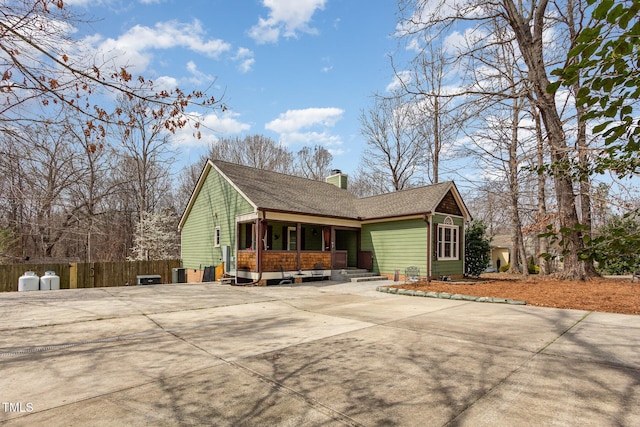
[18,272,40,292]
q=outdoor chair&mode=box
[279,265,294,285]
[405,266,420,283]
[311,262,325,281]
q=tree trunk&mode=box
[534,110,551,275]
[502,0,590,279]
[507,95,529,276]
[567,0,600,278]
[433,96,440,184]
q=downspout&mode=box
[423,212,432,283]
[233,210,265,286]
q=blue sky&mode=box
[67,0,404,175]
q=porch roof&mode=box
[211,160,470,221]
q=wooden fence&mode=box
[0,259,182,292]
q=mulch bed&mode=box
[390,274,640,315]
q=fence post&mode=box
[69,263,78,289]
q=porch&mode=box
[235,218,372,284]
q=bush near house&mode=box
[465,220,491,277]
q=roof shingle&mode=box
[212,160,464,220]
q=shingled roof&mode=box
[195,160,468,221]
[355,182,454,219]
[213,160,358,219]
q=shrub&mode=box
[499,263,510,273]
[583,213,640,274]
[465,220,491,277]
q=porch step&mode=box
[334,269,388,283]
[350,275,389,283]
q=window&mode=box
[214,226,221,247]
[437,217,458,260]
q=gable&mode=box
[435,190,464,216]
[179,161,256,231]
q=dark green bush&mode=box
[465,220,491,277]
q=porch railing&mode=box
[236,250,331,272]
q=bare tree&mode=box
[393,40,463,184]
[15,125,81,258]
[348,165,393,198]
[396,0,595,279]
[532,109,551,275]
[0,1,222,262]
[0,1,221,138]
[563,0,599,277]
[465,181,511,237]
[502,0,590,279]
[176,162,205,213]
[208,135,294,174]
[359,95,425,193]
[63,118,121,262]
[296,145,333,180]
[113,95,175,220]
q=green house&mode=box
[179,160,472,284]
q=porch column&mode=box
[322,226,331,251]
[255,218,262,274]
[330,226,335,269]
[296,222,301,271]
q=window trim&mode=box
[437,217,459,261]
[214,226,221,248]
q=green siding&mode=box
[181,167,254,270]
[431,214,465,277]
[361,219,427,275]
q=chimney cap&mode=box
[330,169,342,175]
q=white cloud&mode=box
[265,107,344,133]
[279,131,343,147]
[249,0,327,44]
[87,20,231,74]
[153,76,179,92]
[63,0,99,5]
[185,60,217,84]
[171,111,251,147]
[202,111,252,135]
[234,48,255,73]
[265,107,344,150]
[320,56,333,73]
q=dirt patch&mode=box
[391,273,640,315]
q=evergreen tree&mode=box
[465,220,491,277]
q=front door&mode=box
[358,251,373,270]
[287,227,297,251]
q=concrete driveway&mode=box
[0,281,638,426]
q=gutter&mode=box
[423,212,432,283]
